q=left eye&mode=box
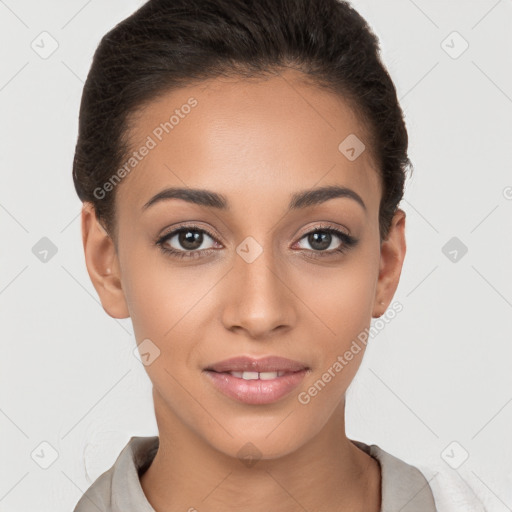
[296,228,349,252]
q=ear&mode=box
[81,202,130,319]
[372,208,407,318]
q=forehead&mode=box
[117,69,380,213]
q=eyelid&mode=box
[157,221,350,245]
[157,222,221,244]
[156,221,358,259]
[296,221,351,239]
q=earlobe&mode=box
[372,209,407,318]
[81,202,130,319]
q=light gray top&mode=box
[73,435,438,512]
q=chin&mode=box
[202,422,308,463]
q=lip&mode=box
[203,368,309,405]
[203,355,310,405]
[204,355,309,373]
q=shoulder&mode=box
[72,464,115,512]
[352,439,487,512]
[72,435,159,512]
[352,439,438,511]
[418,464,489,512]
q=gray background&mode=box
[0,0,511,510]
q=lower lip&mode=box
[203,369,308,405]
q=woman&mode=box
[72,0,441,510]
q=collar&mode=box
[351,439,438,511]
[74,435,437,512]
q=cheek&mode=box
[294,267,377,420]
[122,266,173,340]
[119,238,199,338]
[304,258,377,339]
[121,251,215,379]
[298,252,378,383]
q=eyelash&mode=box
[155,223,359,260]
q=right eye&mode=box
[156,224,221,259]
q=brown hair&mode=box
[72,0,412,245]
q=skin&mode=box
[81,68,406,512]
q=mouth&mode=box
[206,369,298,380]
[203,355,310,405]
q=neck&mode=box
[140,390,381,512]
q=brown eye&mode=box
[305,230,334,251]
[173,229,207,251]
[295,226,358,256]
[156,224,219,259]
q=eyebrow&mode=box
[142,185,366,212]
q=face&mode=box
[82,68,406,461]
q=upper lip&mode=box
[205,356,309,373]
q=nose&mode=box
[221,242,296,339]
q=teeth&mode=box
[259,371,279,380]
[226,370,287,379]
[242,371,259,380]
